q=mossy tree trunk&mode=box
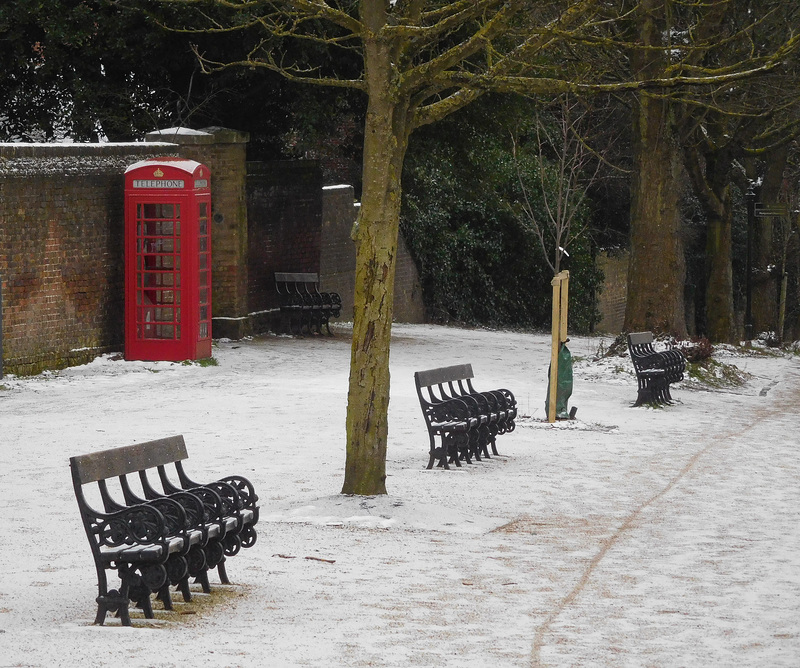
[341,5,412,496]
[624,0,687,337]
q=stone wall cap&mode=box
[198,126,250,143]
[146,127,215,145]
[146,126,249,145]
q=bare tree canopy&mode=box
[152,0,799,493]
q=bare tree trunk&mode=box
[704,200,736,342]
[682,118,737,343]
[341,11,410,495]
[624,1,687,337]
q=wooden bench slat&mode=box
[70,435,188,484]
[414,363,474,388]
[628,331,654,346]
[275,272,318,283]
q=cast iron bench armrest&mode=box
[87,503,171,550]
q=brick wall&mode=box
[319,185,425,324]
[0,134,425,375]
[0,142,177,375]
[596,250,629,334]
[246,161,323,327]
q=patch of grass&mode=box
[686,358,751,389]
[181,357,219,367]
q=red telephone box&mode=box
[124,158,212,361]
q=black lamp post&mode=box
[744,187,756,341]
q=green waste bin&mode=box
[545,342,574,419]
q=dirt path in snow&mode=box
[529,364,800,667]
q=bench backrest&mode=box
[414,363,473,389]
[627,331,654,347]
[275,272,318,284]
[70,435,188,485]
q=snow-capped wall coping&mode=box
[0,142,179,176]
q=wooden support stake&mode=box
[547,271,569,423]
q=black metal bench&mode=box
[414,364,517,469]
[274,272,341,335]
[627,331,686,406]
[70,435,258,626]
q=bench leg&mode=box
[95,587,131,626]
[177,576,192,602]
[194,569,211,594]
[186,544,210,593]
[217,558,230,585]
[427,435,447,470]
[156,582,174,611]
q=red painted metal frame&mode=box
[124,158,212,361]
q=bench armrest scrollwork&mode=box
[87,503,169,548]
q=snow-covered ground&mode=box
[0,324,798,667]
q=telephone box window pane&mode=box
[141,238,175,254]
[199,306,208,321]
[199,323,208,338]
[176,308,181,323]
[199,202,207,217]
[199,288,207,304]
[199,254,207,270]
[199,220,207,235]
[156,325,174,339]
[199,271,208,287]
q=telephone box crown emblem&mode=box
[153,168,164,178]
